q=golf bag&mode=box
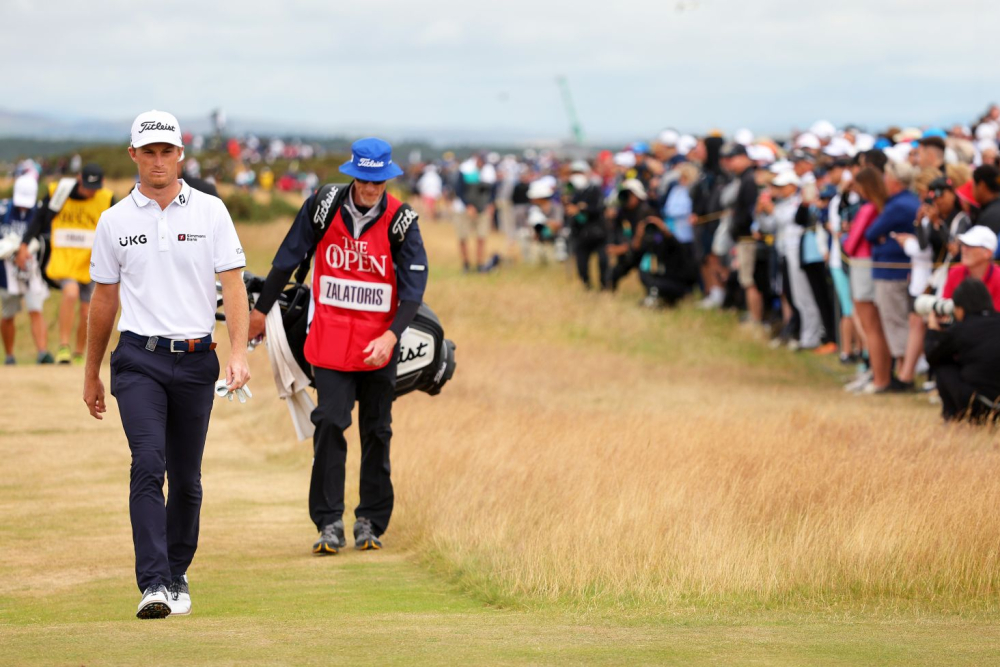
[259,274,456,398]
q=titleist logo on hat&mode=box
[130,110,183,149]
[358,158,386,168]
[138,121,176,134]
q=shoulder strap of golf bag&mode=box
[294,189,417,284]
[294,183,349,284]
[388,203,417,254]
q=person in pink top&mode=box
[844,167,893,392]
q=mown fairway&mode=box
[2,211,1000,666]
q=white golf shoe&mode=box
[136,585,171,619]
[166,574,191,616]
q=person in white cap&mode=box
[565,159,608,289]
[1,175,52,364]
[84,110,250,619]
[940,225,1000,310]
[522,179,564,264]
[794,132,821,152]
[652,129,679,168]
[771,170,824,350]
[17,163,115,364]
[606,179,652,289]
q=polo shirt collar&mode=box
[130,180,192,209]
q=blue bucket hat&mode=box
[339,137,404,181]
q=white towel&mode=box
[265,306,316,441]
[48,178,77,213]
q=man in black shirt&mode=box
[565,162,608,289]
[606,179,693,303]
[635,217,696,307]
[511,169,532,236]
[724,144,762,325]
[607,179,654,291]
[925,278,1000,422]
[972,165,1000,235]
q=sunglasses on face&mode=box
[356,178,386,186]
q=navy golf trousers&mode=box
[110,336,218,592]
[309,356,397,537]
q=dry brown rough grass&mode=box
[385,214,1000,612]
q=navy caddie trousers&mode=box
[110,335,219,592]
[309,354,397,538]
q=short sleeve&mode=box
[89,214,120,284]
[212,199,246,273]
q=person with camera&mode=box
[564,160,608,289]
[632,205,697,308]
[918,177,972,273]
[522,180,564,264]
[924,278,1000,422]
[940,226,1000,310]
[606,179,654,291]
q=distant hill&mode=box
[0,110,125,141]
[0,138,107,162]
[0,108,570,148]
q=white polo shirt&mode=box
[90,180,245,339]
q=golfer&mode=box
[84,110,250,619]
[248,138,428,555]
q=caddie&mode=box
[18,164,114,364]
[247,137,428,554]
[84,110,250,619]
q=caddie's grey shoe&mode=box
[137,584,171,619]
[167,574,191,616]
[353,517,382,551]
[313,520,346,555]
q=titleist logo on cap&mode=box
[138,121,176,133]
[358,158,385,168]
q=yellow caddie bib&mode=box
[45,182,114,284]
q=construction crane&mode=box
[557,76,585,146]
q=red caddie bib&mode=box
[304,197,400,372]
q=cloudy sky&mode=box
[4,0,999,142]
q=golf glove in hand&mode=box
[215,379,253,404]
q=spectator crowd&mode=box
[403,104,1000,423]
[4,105,1000,424]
